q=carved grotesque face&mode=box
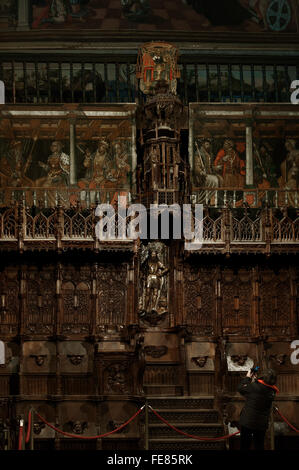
[231,355,248,366]
[270,354,286,365]
[32,355,46,366]
[33,422,45,435]
[192,356,208,368]
[72,421,84,434]
[68,355,84,366]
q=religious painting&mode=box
[253,138,299,189]
[253,137,299,206]
[31,0,299,32]
[0,0,17,29]
[193,137,246,189]
[76,138,132,189]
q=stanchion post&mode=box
[30,409,34,451]
[145,400,149,451]
[270,406,275,450]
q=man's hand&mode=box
[246,370,253,378]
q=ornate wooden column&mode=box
[245,119,254,187]
[17,0,30,31]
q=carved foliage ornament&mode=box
[144,346,168,358]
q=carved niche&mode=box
[61,265,91,334]
[96,264,128,328]
[138,242,169,326]
[24,267,55,335]
[184,265,215,336]
[0,268,19,335]
[221,269,252,336]
[260,270,291,335]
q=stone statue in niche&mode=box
[36,141,70,187]
[139,242,169,324]
[227,354,254,371]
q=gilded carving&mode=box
[139,242,169,325]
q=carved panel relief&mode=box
[25,267,55,335]
[96,264,128,328]
[61,266,92,335]
[260,270,291,335]
[0,268,19,335]
[221,269,252,336]
[184,265,215,336]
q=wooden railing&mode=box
[0,204,298,247]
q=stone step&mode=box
[147,396,215,409]
[148,438,226,451]
[148,409,220,423]
[144,385,183,396]
[148,423,224,439]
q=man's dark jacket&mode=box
[238,377,277,431]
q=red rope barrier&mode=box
[274,407,299,433]
[25,410,32,444]
[35,405,145,440]
[18,423,24,450]
[149,406,240,441]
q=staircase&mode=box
[147,396,226,450]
